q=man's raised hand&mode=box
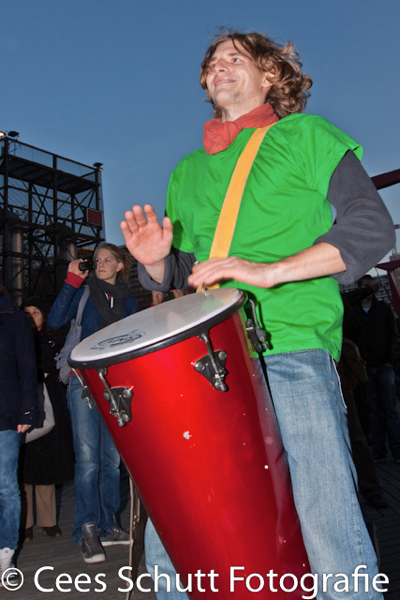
[120,204,173,266]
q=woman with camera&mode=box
[48,243,138,564]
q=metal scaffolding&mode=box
[0,135,104,304]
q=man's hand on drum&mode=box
[188,257,279,289]
[120,204,173,283]
[68,259,89,279]
[188,243,347,289]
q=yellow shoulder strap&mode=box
[197,124,274,291]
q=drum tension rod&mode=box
[194,332,228,392]
[72,368,94,409]
[98,368,133,427]
[246,299,269,353]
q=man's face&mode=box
[361,278,373,288]
[205,40,273,122]
[360,277,380,296]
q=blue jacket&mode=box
[0,296,39,431]
[48,281,138,340]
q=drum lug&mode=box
[194,332,228,392]
[246,299,269,353]
[98,368,133,426]
[72,368,94,409]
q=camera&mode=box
[78,257,93,272]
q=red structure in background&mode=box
[375,258,400,316]
[371,169,400,191]
[372,169,400,316]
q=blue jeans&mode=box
[264,350,381,599]
[145,350,382,600]
[145,520,189,600]
[365,364,400,459]
[0,430,21,550]
[67,375,121,543]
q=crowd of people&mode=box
[1,262,399,589]
[1,27,400,600]
[0,242,140,582]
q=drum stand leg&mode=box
[125,478,148,600]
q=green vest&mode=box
[166,114,362,361]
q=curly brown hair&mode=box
[200,30,312,119]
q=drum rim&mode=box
[68,289,247,370]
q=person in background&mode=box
[151,288,188,307]
[338,335,388,509]
[151,290,164,306]
[0,283,38,585]
[350,274,400,462]
[48,243,138,564]
[20,296,75,542]
[171,289,184,299]
[342,279,381,437]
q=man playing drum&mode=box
[121,30,393,600]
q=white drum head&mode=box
[69,287,245,368]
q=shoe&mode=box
[80,522,105,564]
[0,548,18,588]
[100,525,130,546]
[24,526,34,542]
[367,493,389,509]
[42,525,62,537]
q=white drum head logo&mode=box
[91,329,146,350]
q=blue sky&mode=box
[1,0,399,260]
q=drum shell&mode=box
[79,308,309,598]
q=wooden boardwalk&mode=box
[5,468,155,600]
[3,460,400,599]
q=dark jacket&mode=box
[48,281,138,338]
[0,296,38,431]
[19,330,75,485]
[349,296,400,366]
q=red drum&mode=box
[70,288,310,599]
